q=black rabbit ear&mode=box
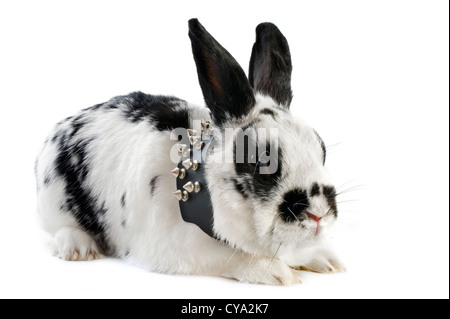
[188,19,256,127]
[249,23,293,108]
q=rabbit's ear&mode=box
[188,19,256,126]
[249,23,293,108]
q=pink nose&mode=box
[306,212,321,222]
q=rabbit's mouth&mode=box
[305,212,322,236]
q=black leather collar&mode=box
[172,121,216,239]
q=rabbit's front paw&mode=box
[294,250,345,274]
[229,257,301,285]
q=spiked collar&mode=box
[171,120,216,238]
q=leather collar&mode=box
[171,121,216,239]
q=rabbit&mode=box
[35,18,344,285]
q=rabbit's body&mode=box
[35,94,222,270]
[35,20,344,285]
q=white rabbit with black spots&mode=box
[35,19,344,285]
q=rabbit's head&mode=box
[189,19,338,258]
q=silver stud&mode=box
[195,141,204,150]
[171,167,186,179]
[201,120,213,135]
[171,167,180,178]
[192,160,199,171]
[187,129,198,137]
[183,181,194,193]
[189,135,200,146]
[201,119,211,129]
[182,159,192,170]
[173,189,182,200]
[177,144,188,156]
[183,181,201,193]
[173,189,189,201]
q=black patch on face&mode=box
[231,178,249,199]
[54,131,112,253]
[121,219,127,228]
[120,91,190,131]
[260,108,277,120]
[149,176,159,196]
[310,182,321,197]
[323,185,338,217]
[279,189,310,223]
[313,130,326,165]
[234,128,282,201]
[120,193,126,208]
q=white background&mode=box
[0,0,448,299]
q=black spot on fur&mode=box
[69,113,89,139]
[323,186,338,217]
[310,183,321,197]
[260,108,277,119]
[57,116,73,126]
[120,193,126,208]
[121,92,189,131]
[231,178,249,199]
[44,174,51,185]
[54,131,112,253]
[149,176,159,196]
[51,131,62,143]
[279,189,310,223]
[87,102,106,111]
[121,219,127,228]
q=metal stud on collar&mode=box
[187,129,198,137]
[201,119,213,136]
[171,119,213,202]
[173,189,189,202]
[182,159,192,170]
[189,135,200,146]
[177,144,190,158]
[194,141,204,150]
[171,167,186,179]
[183,181,201,193]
